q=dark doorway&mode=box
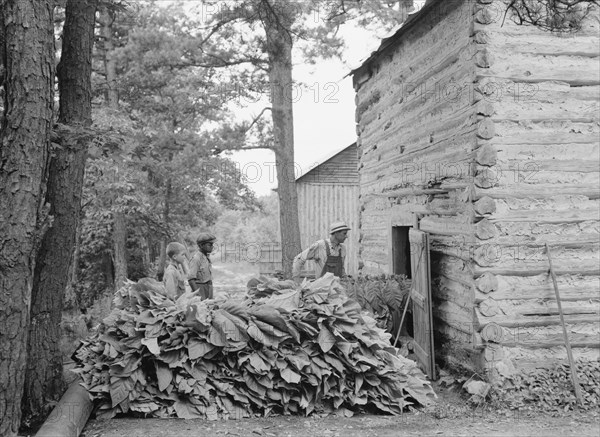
[391,225,413,340]
[392,226,411,278]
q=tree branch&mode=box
[505,0,599,32]
[246,106,272,131]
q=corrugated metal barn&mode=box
[296,143,360,277]
[351,0,599,379]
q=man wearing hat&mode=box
[292,221,350,283]
[188,232,216,300]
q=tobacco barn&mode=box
[296,143,360,276]
[351,0,600,379]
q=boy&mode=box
[188,232,216,300]
[163,242,189,300]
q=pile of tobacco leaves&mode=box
[72,274,435,420]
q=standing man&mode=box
[188,232,216,300]
[292,221,350,284]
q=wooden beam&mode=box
[478,333,600,349]
[488,208,600,224]
[473,260,600,277]
[546,243,584,405]
[476,312,600,329]
[473,184,600,200]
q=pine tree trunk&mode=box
[263,5,301,278]
[0,1,54,435]
[21,0,97,426]
[139,234,151,275]
[157,240,167,281]
[113,212,128,290]
[101,5,118,107]
[0,3,6,89]
[100,6,128,289]
[63,221,81,309]
[157,178,172,280]
[71,221,81,285]
[103,251,115,289]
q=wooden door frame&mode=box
[409,226,437,380]
[388,211,436,380]
[387,208,416,272]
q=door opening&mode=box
[392,226,411,278]
[391,226,413,339]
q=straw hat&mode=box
[329,221,351,234]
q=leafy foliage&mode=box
[492,360,600,411]
[71,0,264,304]
[73,274,435,419]
[341,275,411,333]
[212,192,280,247]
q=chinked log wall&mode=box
[354,0,482,371]
[469,0,600,377]
[354,0,600,378]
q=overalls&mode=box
[195,281,213,300]
[320,240,344,277]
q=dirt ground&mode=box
[81,413,600,437]
[80,381,600,437]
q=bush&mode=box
[492,360,600,412]
[341,274,411,334]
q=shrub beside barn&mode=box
[351,0,600,379]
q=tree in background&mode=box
[0,1,55,434]
[212,192,280,264]
[195,0,416,277]
[95,0,132,290]
[66,0,259,303]
[110,1,258,277]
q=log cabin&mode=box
[351,0,600,379]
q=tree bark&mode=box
[0,3,6,91]
[71,220,81,285]
[100,5,118,107]
[139,234,151,276]
[157,178,172,280]
[263,4,301,277]
[112,212,128,290]
[0,1,54,435]
[103,251,115,289]
[21,0,97,426]
[63,220,81,310]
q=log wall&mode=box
[470,0,600,378]
[353,0,600,378]
[353,0,481,372]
